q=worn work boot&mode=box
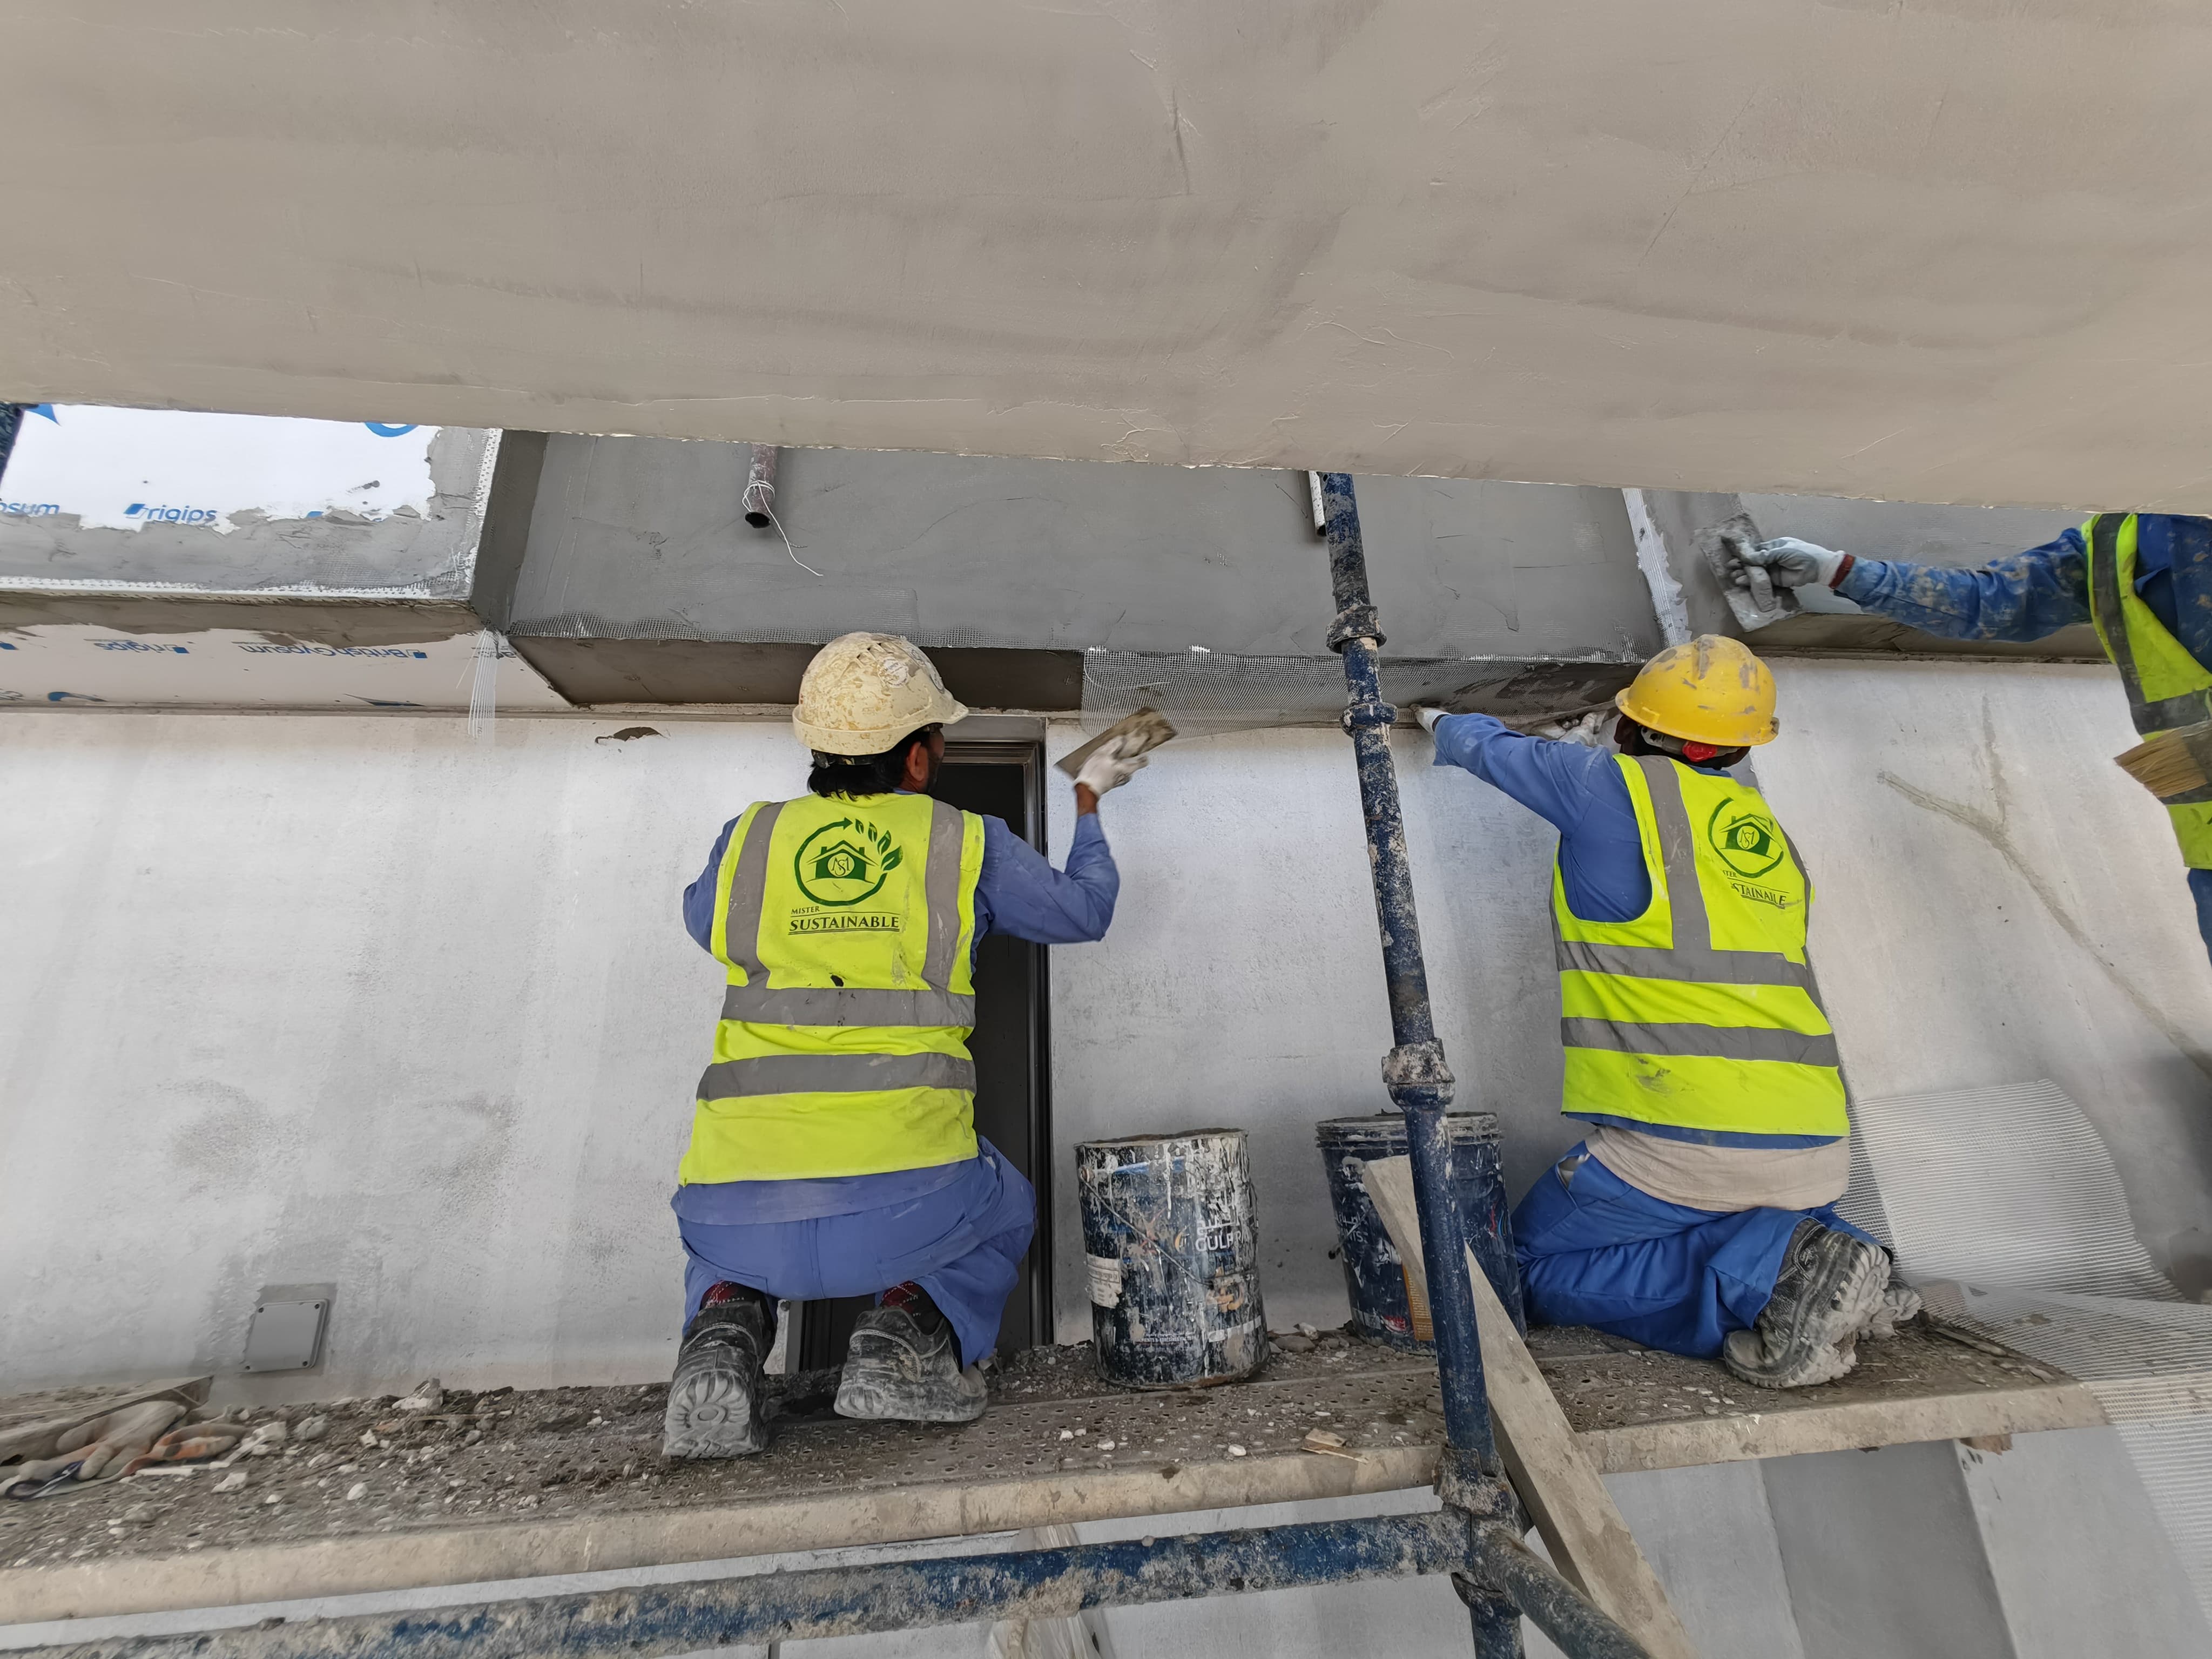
[1722,1222,1892,1390]
[663,1282,774,1458]
[834,1283,989,1424]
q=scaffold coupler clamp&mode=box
[1326,602,1383,654]
[1382,1038,1454,1111]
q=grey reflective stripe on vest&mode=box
[720,983,977,1027]
[698,1050,977,1100]
[1560,1017,1840,1068]
[1553,936,1813,990]
[720,801,784,981]
[1634,756,1711,948]
[922,799,966,992]
[2088,514,2212,737]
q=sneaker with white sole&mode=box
[833,1295,988,1424]
[1722,1222,1891,1390]
[662,1285,773,1458]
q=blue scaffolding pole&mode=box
[44,474,1648,1659]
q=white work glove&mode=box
[1532,711,1611,748]
[51,1398,187,1481]
[1074,734,1148,797]
[1412,706,1446,734]
[1730,537,1847,610]
[130,1418,248,1474]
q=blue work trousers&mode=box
[678,1145,1035,1369]
[1512,1145,1874,1358]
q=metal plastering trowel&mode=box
[1055,706,1177,778]
[1696,510,1799,632]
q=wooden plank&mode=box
[1534,1326,2107,1473]
[1361,1154,1697,1659]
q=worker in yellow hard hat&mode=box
[1734,517,2212,964]
[1417,636,1914,1388]
[663,633,1149,1458]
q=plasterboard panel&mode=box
[0,416,496,597]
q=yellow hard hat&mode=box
[793,632,969,755]
[1614,635,1778,747]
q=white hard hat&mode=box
[793,632,969,756]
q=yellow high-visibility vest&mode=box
[2082,513,2212,868]
[679,791,987,1184]
[1553,756,1848,1140]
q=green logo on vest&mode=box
[1706,799,1786,879]
[794,816,905,907]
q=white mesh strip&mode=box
[1849,1077,2178,1301]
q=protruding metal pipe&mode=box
[34,1513,1474,1659]
[742,443,780,528]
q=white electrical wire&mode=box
[759,500,824,578]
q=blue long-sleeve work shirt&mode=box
[1836,512,2212,949]
[1431,714,1829,1149]
[1835,513,2212,662]
[675,802,1117,1223]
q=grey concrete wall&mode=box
[506,437,1661,712]
[509,435,1658,663]
[0,428,497,598]
[1763,1442,2015,1659]
[1526,1461,1805,1659]
[1957,1427,2212,1656]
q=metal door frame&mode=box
[941,735,1054,1348]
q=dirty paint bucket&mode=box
[1076,1129,1267,1389]
[1316,1112,1523,1351]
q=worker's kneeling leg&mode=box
[676,1142,1035,1426]
[831,1149,1035,1425]
[1511,1147,1812,1358]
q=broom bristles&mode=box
[2116,720,2212,799]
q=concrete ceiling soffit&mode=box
[6,5,2212,511]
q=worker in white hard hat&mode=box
[662,633,1147,1457]
[1418,637,1917,1389]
